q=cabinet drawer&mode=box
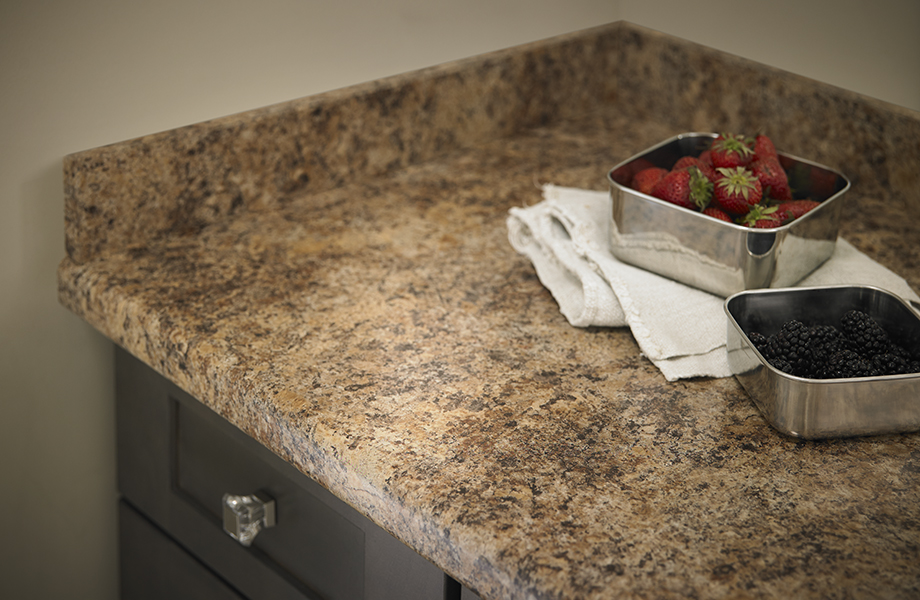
[115,347,458,600]
[119,500,245,600]
[175,396,364,600]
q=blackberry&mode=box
[840,310,890,357]
[802,324,847,378]
[872,353,911,376]
[768,356,794,375]
[818,349,879,379]
[891,344,912,360]
[749,311,920,379]
[892,343,920,365]
[747,331,768,352]
[763,320,811,369]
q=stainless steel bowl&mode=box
[724,285,920,439]
[607,133,850,297]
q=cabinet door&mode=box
[119,500,246,600]
[116,347,455,600]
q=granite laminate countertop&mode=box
[59,22,920,599]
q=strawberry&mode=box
[750,217,783,229]
[630,158,656,173]
[651,166,712,211]
[774,199,821,223]
[739,203,781,228]
[702,206,733,223]
[753,134,778,162]
[672,156,697,170]
[751,158,792,201]
[673,156,716,181]
[612,158,655,186]
[698,150,713,166]
[627,158,656,182]
[710,133,755,169]
[631,167,668,195]
[712,167,763,214]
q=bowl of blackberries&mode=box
[725,285,920,439]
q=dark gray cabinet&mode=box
[119,501,247,600]
[115,347,476,600]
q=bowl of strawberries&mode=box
[607,132,849,297]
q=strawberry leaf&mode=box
[739,203,779,227]
[688,167,713,210]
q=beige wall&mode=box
[0,1,916,598]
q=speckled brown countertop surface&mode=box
[59,22,920,600]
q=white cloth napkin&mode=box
[507,184,920,381]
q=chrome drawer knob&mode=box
[222,491,276,547]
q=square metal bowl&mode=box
[724,285,920,439]
[607,133,850,297]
